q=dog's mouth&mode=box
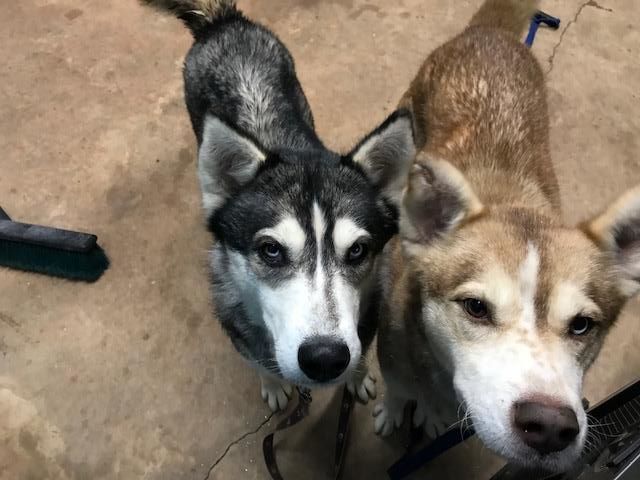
[507,443,584,472]
[470,409,586,472]
[275,359,357,388]
[452,348,588,473]
[298,371,353,388]
[454,383,586,472]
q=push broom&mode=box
[0,206,109,282]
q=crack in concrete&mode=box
[546,0,612,75]
[586,0,613,12]
[546,1,589,75]
[202,413,274,480]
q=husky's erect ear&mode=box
[198,116,266,218]
[401,156,484,245]
[585,186,640,297]
[350,109,416,204]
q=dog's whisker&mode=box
[454,403,472,441]
[588,420,617,428]
[588,428,617,439]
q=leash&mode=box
[333,388,356,478]
[263,386,356,479]
[387,424,476,479]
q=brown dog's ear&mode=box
[585,186,640,297]
[350,109,416,205]
[401,156,484,244]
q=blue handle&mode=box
[525,10,561,48]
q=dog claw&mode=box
[424,418,450,439]
[347,372,377,403]
[260,376,293,412]
[413,402,450,439]
[413,401,426,427]
[372,401,403,437]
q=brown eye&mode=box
[461,298,490,320]
[569,315,593,336]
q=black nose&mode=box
[297,337,350,382]
[513,400,580,455]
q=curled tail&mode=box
[141,0,239,37]
[468,0,539,36]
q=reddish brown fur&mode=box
[374,0,640,456]
[385,1,621,365]
[399,26,560,213]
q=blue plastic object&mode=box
[525,10,561,47]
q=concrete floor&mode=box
[1,0,639,478]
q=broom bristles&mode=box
[0,240,109,282]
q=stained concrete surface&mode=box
[0,0,639,479]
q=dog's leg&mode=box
[372,390,407,436]
[346,360,377,403]
[260,374,293,412]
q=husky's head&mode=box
[199,111,415,386]
[400,156,640,471]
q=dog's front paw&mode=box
[347,372,377,403]
[413,401,450,439]
[260,376,293,412]
[372,400,404,437]
[423,416,451,439]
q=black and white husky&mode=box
[143,0,415,411]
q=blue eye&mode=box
[346,242,368,263]
[259,241,285,266]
